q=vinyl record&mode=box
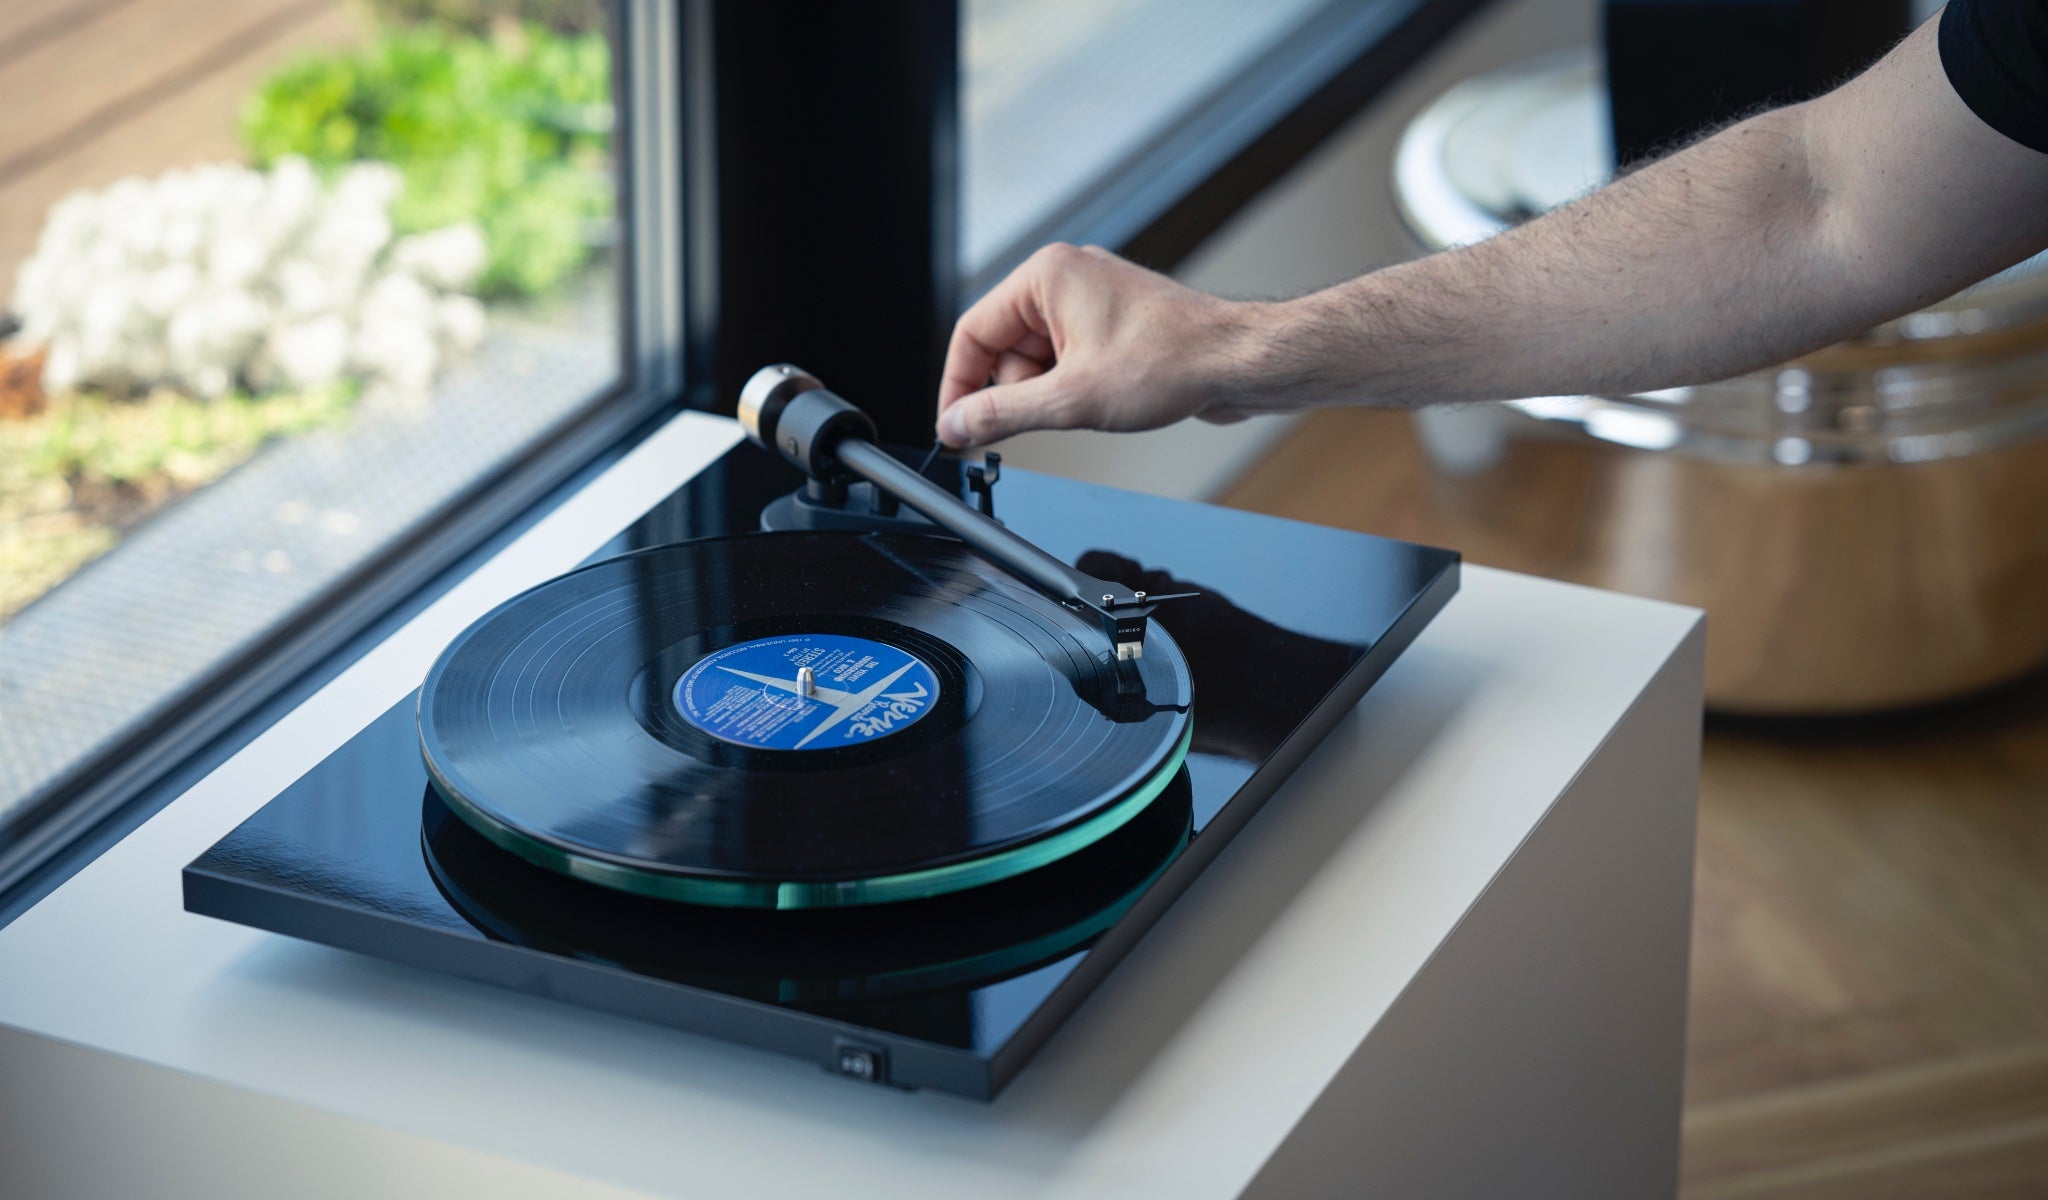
[417,531,1193,908]
[420,768,1194,1003]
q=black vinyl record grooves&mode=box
[417,532,1194,908]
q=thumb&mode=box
[937,373,1068,448]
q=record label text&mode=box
[673,634,940,750]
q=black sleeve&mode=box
[1940,0,2048,154]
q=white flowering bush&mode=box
[9,157,488,401]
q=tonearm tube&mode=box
[738,364,1188,664]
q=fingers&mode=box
[936,372,1070,448]
[938,260,1051,411]
[991,348,1048,386]
[935,243,1137,447]
[935,345,1055,448]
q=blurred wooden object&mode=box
[1225,406,2048,1199]
[1242,398,2048,713]
[0,343,45,418]
[0,0,360,300]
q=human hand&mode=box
[935,243,1275,448]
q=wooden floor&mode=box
[1223,407,2048,1199]
[0,0,358,298]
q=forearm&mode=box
[1237,18,2048,413]
[1250,104,1856,410]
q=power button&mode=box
[831,1039,887,1085]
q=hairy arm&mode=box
[937,18,2048,447]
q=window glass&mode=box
[962,0,1334,272]
[0,0,622,828]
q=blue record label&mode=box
[673,633,940,750]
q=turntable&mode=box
[182,365,1461,1100]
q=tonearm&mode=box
[738,364,1189,667]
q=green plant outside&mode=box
[2,11,611,619]
[26,386,358,489]
[240,21,613,299]
[0,386,359,619]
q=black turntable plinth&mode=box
[184,379,1458,1101]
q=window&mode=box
[961,0,1333,274]
[0,0,637,847]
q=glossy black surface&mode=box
[184,443,1459,1099]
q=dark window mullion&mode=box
[697,0,961,445]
